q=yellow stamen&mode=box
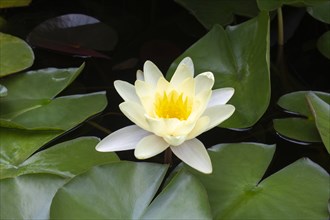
[154,90,192,120]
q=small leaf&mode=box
[175,0,259,28]
[0,174,67,219]
[1,137,119,179]
[185,143,330,219]
[0,32,34,77]
[306,92,330,153]
[167,12,270,128]
[317,31,330,59]
[27,14,117,58]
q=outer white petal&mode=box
[136,70,144,81]
[164,135,186,146]
[170,57,194,87]
[203,104,235,131]
[143,61,163,86]
[134,135,170,159]
[114,80,140,103]
[135,80,155,113]
[195,72,214,95]
[119,102,150,131]
[187,116,210,139]
[171,138,212,174]
[96,125,150,152]
[207,88,235,108]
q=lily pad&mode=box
[274,91,330,143]
[307,1,330,24]
[317,31,330,59]
[185,143,330,219]
[1,137,119,179]
[0,32,34,77]
[175,0,259,28]
[306,92,330,153]
[0,174,67,219]
[257,0,328,11]
[27,14,117,58]
[167,12,270,128]
[50,162,212,219]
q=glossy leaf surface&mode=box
[275,91,330,143]
[317,31,330,59]
[1,137,119,179]
[307,1,330,24]
[175,0,259,28]
[0,32,34,77]
[307,92,330,153]
[168,12,270,128]
[0,174,67,219]
[0,84,7,97]
[185,143,330,219]
[257,0,328,11]
[50,162,211,219]
[27,14,117,58]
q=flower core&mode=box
[154,90,192,120]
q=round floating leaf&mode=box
[0,174,67,219]
[185,143,330,219]
[175,0,259,28]
[167,12,270,128]
[0,33,34,77]
[307,1,330,24]
[275,91,330,143]
[50,162,211,219]
[0,0,31,8]
[0,84,7,97]
[257,0,328,11]
[317,31,330,59]
[1,137,119,179]
[27,14,117,58]
[273,118,321,142]
[307,92,330,153]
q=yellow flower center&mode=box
[154,90,192,120]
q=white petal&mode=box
[135,80,155,113]
[171,138,212,174]
[164,135,186,146]
[203,104,235,130]
[119,102,149,131]
[114,80,140,103]
[170,57,194,87]
[134,135,169,159]
[207,88,235,108]
[187,116,210,139]
[96,125,150,152]
[195,72,214,95]
[143,61,163,86]
[136,70,144,81]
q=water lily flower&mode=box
[96,57,235,174]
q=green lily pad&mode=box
[257,0,328,11]
[0,0,31,8]
[307,92,330,153]
[307,1,330,24]
[185,143,330,219]
[317,31,330,59]
[175,0,259,28]
[0,32,34,77]
[167,12,270,128]
[274,91,330,143]
[1,137,119,179]
[50,162,212,219]
[0,174,67,219]
[0,84,7,97]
